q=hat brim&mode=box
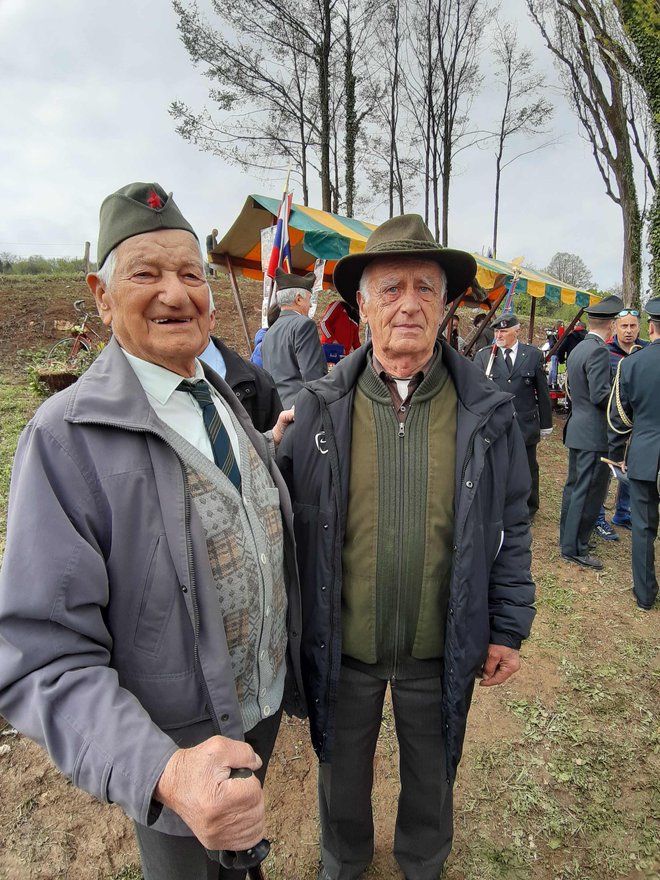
[334,248,477,307]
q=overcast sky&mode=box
[0,0,637,290]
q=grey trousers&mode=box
[560,449,610,556]
[318,665,453,880]
[134,710,281,880]
[629,477,659,609]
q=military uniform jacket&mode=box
[564,333,611,451]
[608,340,660,480]
[473,343,552,446]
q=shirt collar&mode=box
[123,349,205,405]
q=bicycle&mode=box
[46,299,105,364]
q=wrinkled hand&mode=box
[272,407,295,447]
[154,736,264,851]
[479,644,520,688]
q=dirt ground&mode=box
[0,275,657,880]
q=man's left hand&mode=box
[479,644,520,687]
[272,408,295,447]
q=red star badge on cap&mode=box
[147,190,163,209]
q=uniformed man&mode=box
[559,294,624,569]
[474,313,552,517]
[607,297,660,611]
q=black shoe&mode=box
[561,553,604,570]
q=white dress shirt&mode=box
[499,340,520,366]
[123,350,241,467]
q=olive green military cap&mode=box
[96,182,197,269]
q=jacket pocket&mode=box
[133,535,177,657]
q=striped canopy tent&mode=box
[470,253,601,309]
[210,194,377,288]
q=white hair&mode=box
[94,233,205,290]
[358,261,447,303]
[95,247,117,288]
[277,286,310,305]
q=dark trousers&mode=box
[318,665,453,880]
[526,443,539,517]
[134,710,282,880]
[560,449,610,556]
[629,477,659,609]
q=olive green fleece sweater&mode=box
[341,352,457,679]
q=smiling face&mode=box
[87,229,210,376]
[357,258,445,375]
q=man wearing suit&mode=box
[261,267,328,408]
[559,295,624,570]
[608,298,660,611]
[474,313,552,517]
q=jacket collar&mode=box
[305,339,514,420]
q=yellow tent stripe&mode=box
[295,204,375,241]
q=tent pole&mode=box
[463,286,508,357]
[544,307,585,362]
[438,297,461,345]
[226,256,253,353]
[527,297,537,344]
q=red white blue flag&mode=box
[266,191,293,279]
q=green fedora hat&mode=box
[97,182,197,269]
[333,214,476,307]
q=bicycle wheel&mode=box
[47,337,91,362]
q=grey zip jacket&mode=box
[0,338,305,834]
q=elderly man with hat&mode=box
[559,294,624,570]
[0,182,305,880]
[608,297,660,611]
[261,266,328,407]
[278,214,536,880]
[473,313,552,518]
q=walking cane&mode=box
[206,768,270,879]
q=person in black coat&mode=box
[473,313,552,518]
[608,297,660,611]
[199,308,283,432]
[559,295,623,570]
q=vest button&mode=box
[320,642,326,649]
[323,523,329,529]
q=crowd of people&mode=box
[0,183,656,880]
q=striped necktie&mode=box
[177,379,241,491]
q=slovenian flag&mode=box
[266,191,293,279]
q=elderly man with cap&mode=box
[473,313,552,518]
[261,266,328,407]
[278,214,536,880]
[608,297,660,611]
[0,182,305,880]
[559,294,624,570]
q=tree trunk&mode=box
[492,151,503,258]
[318,0,333,212]
[343,8,356,218]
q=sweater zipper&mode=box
[392,405,408,682]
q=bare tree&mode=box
[404,0,490,244]
[488,21,555,257]
[526,0,645,306]
[171,0,338,210]
[545,250,593,287]
[614,0,659,296]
